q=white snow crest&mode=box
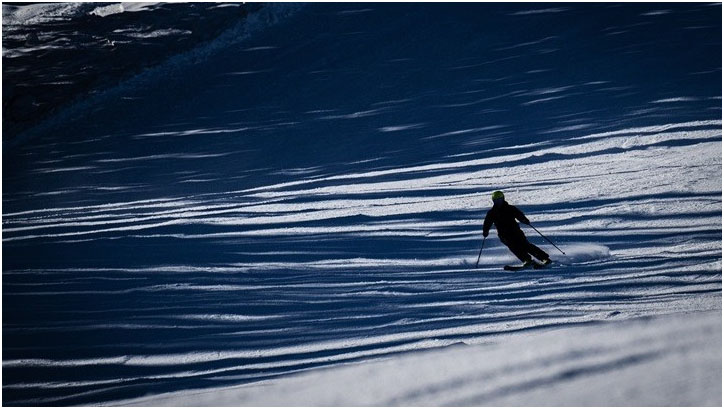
[554,243,611,264]
[90,3,158,17]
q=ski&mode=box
[503,262,538,271]
[504,260,550,271]
[534,259,553,269]
[503,264,530,271]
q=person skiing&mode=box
[483,191,551,268]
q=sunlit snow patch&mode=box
[554,243,611,264]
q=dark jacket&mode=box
[483,201,530,239]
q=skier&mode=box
[483,191,552,269]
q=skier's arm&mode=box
[512,206,531,225]
[482,210,493,237]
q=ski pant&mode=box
[500,233,549,263]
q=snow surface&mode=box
[113,310,722,406]
[2,3,721,406]
[2,2,260,138]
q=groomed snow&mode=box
[113,310,721,406]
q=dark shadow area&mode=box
[2,3,262,140]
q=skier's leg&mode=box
[501,236,532,263]
[525,240,550,262]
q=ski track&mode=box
[2,3,721,406]
[3,120,721,405]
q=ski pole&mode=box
[529,224,566,255]
[475,236,486,268]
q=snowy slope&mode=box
[113,310,722,406]
[2,3,721,406]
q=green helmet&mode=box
[491,191,505,201]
